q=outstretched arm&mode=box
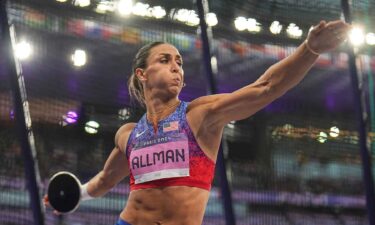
[84,123,135,198]
[190,20,351,128]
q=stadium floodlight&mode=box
[317,131,328,143]
[151,6,166,19]
[174,9,199,26]
[206,13,218,27]
[186,16,200,26]
[132,2,150,17]
[234,17,261,32]
[71,49,87,67]
[15,40,32,60]
[247,18,261,33]
[329,126,339,138]
[283,124,293,135]
[286,23,303,38]
[74,0,90,7]
[349,26,365,46]
[227,121,235,129]
[270,21,282,34]
[175,9,189,23]
[366,32,375,45]
[96,0,116,13]
[63,111,78,124]
[187,15,200,26]
[118,108,130,120]
[211,56,218,74]
[118,0,133,16]
[234,17,247,31]
[85,121,100,134]
[56,0,67,2]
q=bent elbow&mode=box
[97,172,117,190]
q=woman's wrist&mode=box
[80,183,94,201]
[304,40,320,56]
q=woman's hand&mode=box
[43,194,62,215]
[306,20,351,54]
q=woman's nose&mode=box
[170,62,180,73]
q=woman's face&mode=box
[139,44,184,97]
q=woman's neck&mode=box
[146,97,180,115]
[145,97,180,133]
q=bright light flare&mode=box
[349,27,365,46]
[151,6,166,19]
[96,0,116,13]
[74,0,90,7]
[286,23,303,38]
[15,40,32,60]
[132,2,150,17]
[71,49,87,67]
[118,0,133,16]
[206,13,218,27]
[329,126,340,138]
[247,18,261,33]
[366,32,375,45]
[175,9,199,26]
[317,131,328,143]
[85,121,100,134]
[118,108,130,120]
[234,17,248,31]
[270,21,282,34]
[63,111,78,124]
[234,17,261,32]
[227,120,235,129]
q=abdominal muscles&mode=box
[120,186,210,225]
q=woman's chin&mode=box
[169,86,181,94]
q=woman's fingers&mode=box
[43,195,49,205]
[326,21,351,40]
[53,210,62,216]
[44,194,62,215]
[307,20,352,53]
[313,20,326,34]
[326,20,350,29]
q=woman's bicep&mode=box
[87,147,129,197]
[210,80,275,125]
[101,123,136,184]
[101,147,130,183]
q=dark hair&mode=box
[128,41,166,107]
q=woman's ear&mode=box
[135,68,147,82]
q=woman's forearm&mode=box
[256,41,319,96]
[85,171,116,198]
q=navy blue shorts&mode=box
[115,218,132,225]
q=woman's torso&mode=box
[120,186,209,225]
[120,101,218,225]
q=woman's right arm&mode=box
[84,123,136,197]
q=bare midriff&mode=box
[120,186,210,225]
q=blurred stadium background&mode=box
[1,0,375,224]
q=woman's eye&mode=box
[160,59,168,63]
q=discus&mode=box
[47,171,81,214]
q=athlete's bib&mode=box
[130,133,190,184]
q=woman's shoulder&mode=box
[116,123,137,138]
[186,93,226,113]
[115,123,137,152]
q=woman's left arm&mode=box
[198,20,351,127]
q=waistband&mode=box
[115,218,132,225]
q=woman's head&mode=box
[128,42,184,107]
[128,42,165,107]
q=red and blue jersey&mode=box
[125,101,216,191]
